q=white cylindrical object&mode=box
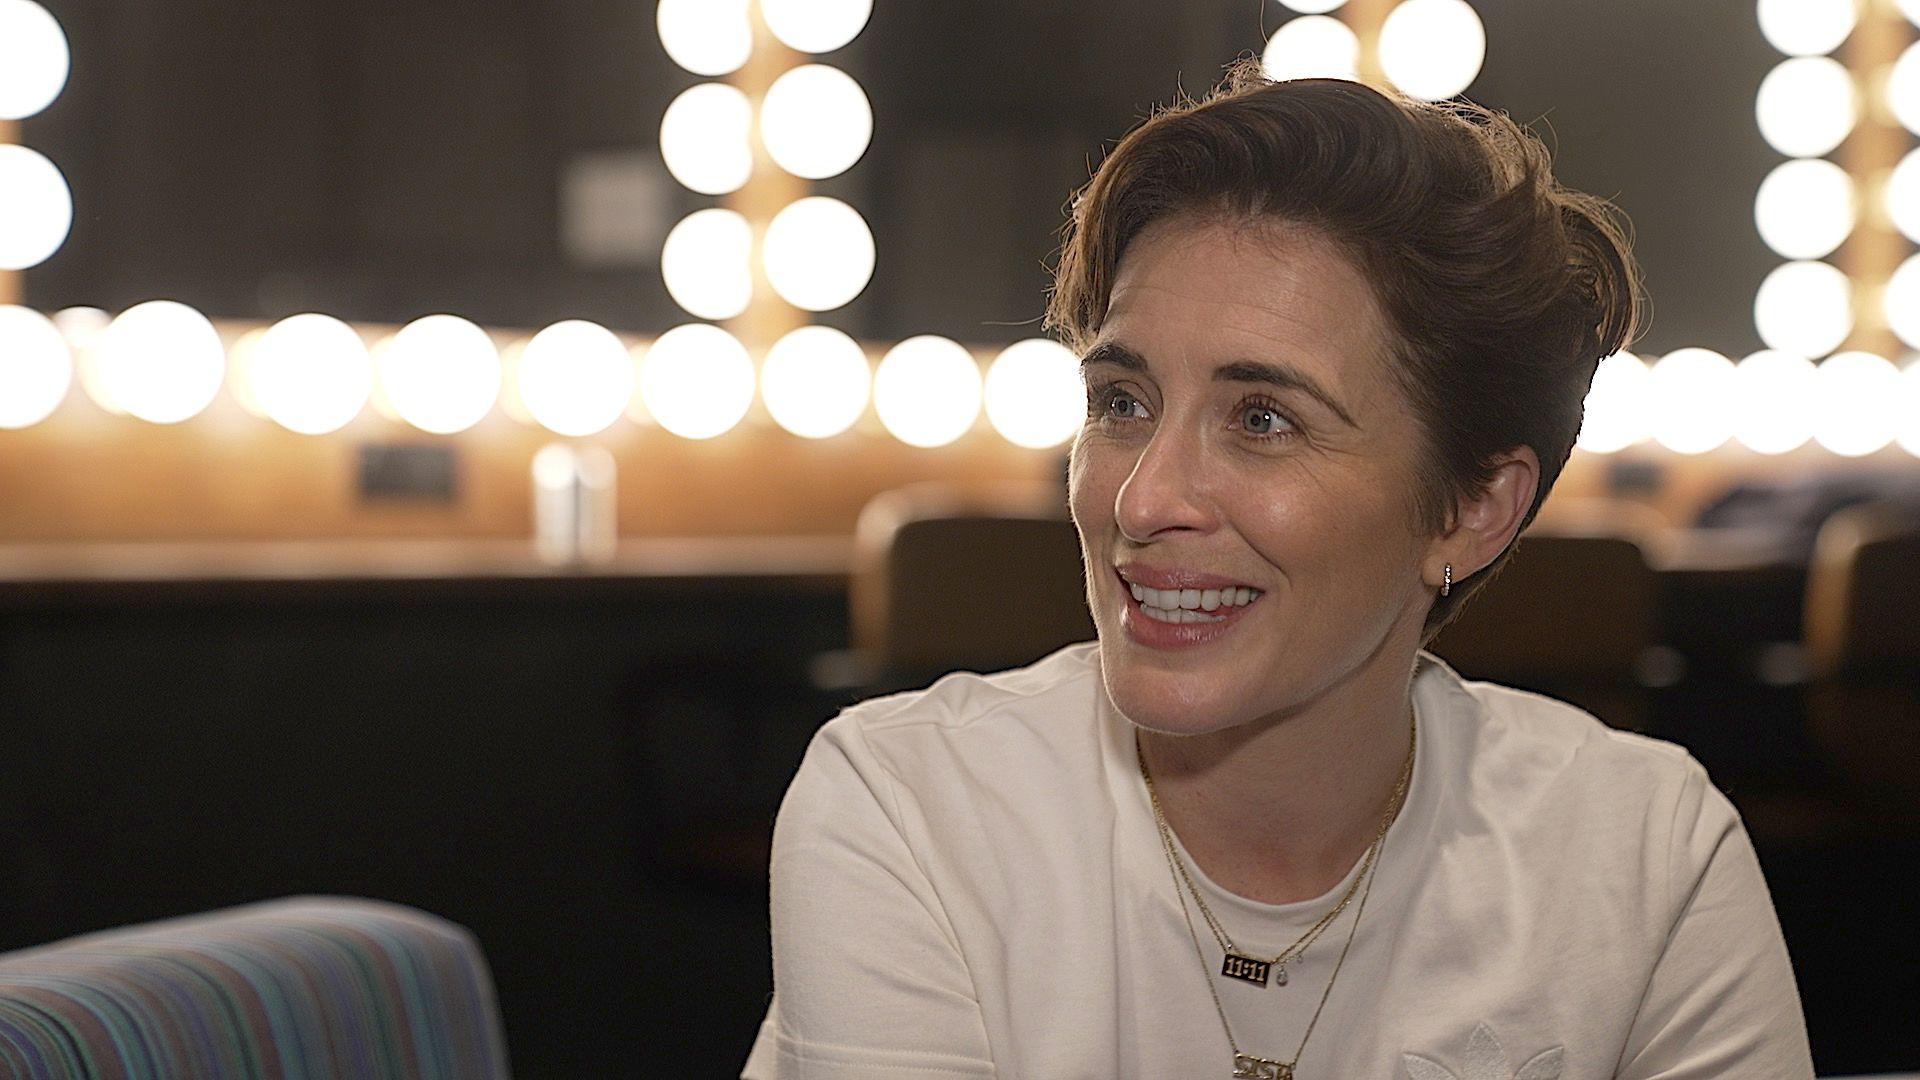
[532,442,619,567]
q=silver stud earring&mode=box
[1441,563,1452,597]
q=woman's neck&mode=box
[1138,660,1416,906]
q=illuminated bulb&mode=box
[1279,0,1348,11]
[1754,158,1855,259]
[761,0,872,54]
[0,144,72,270]
[661,209,752,321]
[1755,57,1856,157]
[0,0,68,120]
[0,304,71,428]
[1649,348,1737,454]
[761,325,871,439]
[874,335,982,448]
[1575,351,1652,453]
[763,197,875,311]
[93,301,226,424]
[1885,253,1920,350]
[517,320,634,437]
[1896,358,1920,458]
[1732,350,1818,454]
[660,83,753,195]
[226,327,271,419]
[1379,0,1486,101]
[1261,16,1359,81]
[638,323,756,440]
[760,65,872,180]
[1812,351,1901,456]
[247,314,372,435]
[984,339,1082,449]
[1891,42,1920,136]
[375,315,502,435]
[1757,0,1857,57]
[1889,148,1920,245]
[655,0,751,77]
[1754,261,1852,358]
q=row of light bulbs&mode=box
[1262,0,1486,102]
[1750,0,1920,359]
[0,0,72,273]
[0,302,1087,450]
[8,300,1920,458]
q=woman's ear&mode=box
[1425,446,1540,588]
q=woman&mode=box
[743,66,1814,1079]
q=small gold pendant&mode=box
[1232,1053,1292,1079]
[1221,952,1271,986]
[1274,961,1288,986]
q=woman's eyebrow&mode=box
[1080,340,1357,428]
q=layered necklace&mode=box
[1136,705,1416,1080]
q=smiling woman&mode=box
[745,63,1815,1080]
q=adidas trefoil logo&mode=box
[1402,1021,1564,1080]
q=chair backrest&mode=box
[851,480,1094,677]
[0,896,511,1080]
[1804,501,1920,681]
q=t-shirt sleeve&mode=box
[1614,757,1816,1079]
[740,718,996,1079]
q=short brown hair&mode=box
[1046,62,1644,643]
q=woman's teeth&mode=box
[1128,582,1261,623]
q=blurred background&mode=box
[1,0,1917,1076]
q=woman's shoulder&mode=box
[1416,651,1720,828]
[808,640,1109,792]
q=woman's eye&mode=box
[1091,386,1143,421]
[1241,401,1296,441]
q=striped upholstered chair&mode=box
[0,896,510,1079]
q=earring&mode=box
[1441,563,1452,597]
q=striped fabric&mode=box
[0,896,511,1080]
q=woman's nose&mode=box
[1114,427,1216,544]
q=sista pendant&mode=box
[1234,1053,1292,1079]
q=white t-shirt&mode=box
[741,641,1814,1079]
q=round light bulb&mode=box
[1812,351,1901,456]
[1885,253,1920,350]
[984,338,1083,449]
[1278,0,1348,12]
[0,304,71,428]
[761,325,871,439]
[1888,148,1920,245]
[1896,358,1920,457]
[1754,261,1852,358]
[0,0,68,120]
[655,0,751,77]
[638,323,756,440]
[660,83,753,195]
[761,0,872,54]
[1649,348,1738,454]
[0,144,72,271]
[1757,0,1858,57]
[376,315,502,435]
[1891,42,1920,137]
[874,335,982,448]
[1756,57,1856,157]
[518,320,634,437]
[94,301,227,424]
[248,313,373,435]
[760,65,872,180]
[51,305,121,415]
[762,197,875,312]
[1379,0,1486,101]
[661,209,753,321]
[1732,350,1818,454]
[1754,158,1855,259]
[1575,351,1652,453]
[1261,16,1360,82]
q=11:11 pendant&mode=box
[1222,952,1287,987]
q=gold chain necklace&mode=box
[1137,706,1416,1079]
